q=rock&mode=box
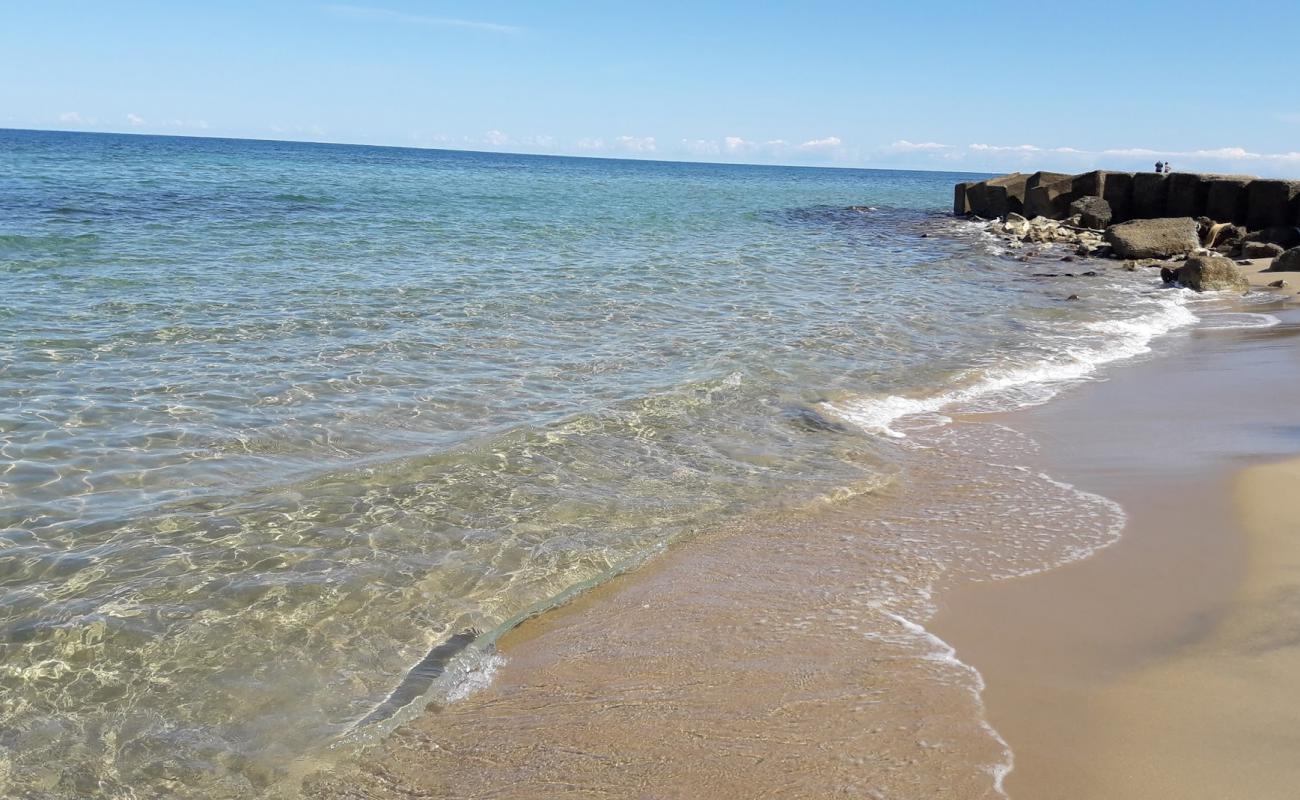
[1160,265,1179,283]
[1268,247,1300,272]
[1068,195,1112,229]
[1244,226,1300,249]
[1206,178,1251,225]
[1060,255,1077,262]
[1246,179,1300,230]
[1002,212,1031,237]
[1173,255,1249,292]
[1066,294,1080,301]
[1268,279,1288,288]
[1241,241,1285,259]
[1104,217,1200,259]
[1024,177,1077,220]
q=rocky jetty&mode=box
[956,170,1300,291]
[956,171,1300,228]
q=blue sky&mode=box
[5,0,1298,176]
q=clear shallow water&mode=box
[0,129,1213,797]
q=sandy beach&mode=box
[307,273,1300,800]
[935,299,1300,798]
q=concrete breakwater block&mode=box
[1206,178,1251,225]
[957,170,1296,230]
[1246,179,1300,231]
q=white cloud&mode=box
[58,111,85,124]
[126,113,145,126]
[884,140,1300,176]
[324,4,520,34]
[613,135,656,153]
[969,143,1040,152]
[798,136,842,150]
[680,138,721,156]
[166,119,209,131]
[484,129,510,146]
[576,137,606,151]
[888,139,954,152]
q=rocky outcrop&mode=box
[1103,217,1199,259]
[1268,247,1300,272]
[957,171,1300,263]
[1069,196,1112,229]
[1171,255,1249,292]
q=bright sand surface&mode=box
[313,291,1299,799]
[935,299,1300,798]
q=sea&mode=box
[0,129,1269,798]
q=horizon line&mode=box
[0,126,998,177]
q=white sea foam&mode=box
[826,290,1198,438]
[1196,311,1281,330]
[881,611,1014,797]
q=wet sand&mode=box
[935,305,1300,798]
[311,295,1300,799]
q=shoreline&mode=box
[307,260,1299,798]
[933,302,1300,797]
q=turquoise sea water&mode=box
[0,130,1206,797]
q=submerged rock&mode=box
[1173,255,1249,292]
[1103,217,1200,259]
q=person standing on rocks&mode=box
[1164,162,1172,174]
[1155,160,1164,173]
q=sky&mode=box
[4,0,1298,176]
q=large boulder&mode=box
[1268,247,1300,272]
[1069,195,1112,229]
[1132,172,1170,218]
[1024,177,1077,219]
[1246,179,1300,230]
[1174,255,1249,292]
[1242,241,1284,259]
[1104,217,1200,259]
[1206,178,1251,224]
